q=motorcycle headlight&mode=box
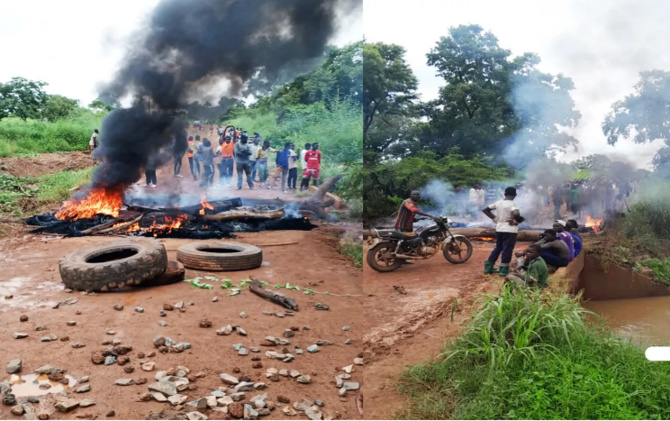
[446,218,453,227]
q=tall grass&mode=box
[398,288,670,420]
[0,110,103,157]
[339,241,363,268]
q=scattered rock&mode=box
[244,403,259,420]
[55,398,80,412]
[136,377,148,385]
[3,393,17,406]
[91,352,105,365]
[158,321,167,327]
[342,326,350,331]
[11,405,24,416]
[105,356,117,365]
[314,399,324,407]
[344,339,351,345]
[66,321,76,326]
[188,300,194,306]
[343,382,359,391]
[199,319,212,328]
[211,296,218,302]
[282,406,297,416]
[71,342,85,349]
[6,359,21,374]
[186,411,207,421]
[152,392,168,402]
[124,366,135,374]
[252,362,263,369]
[35,325,46,331]
[274,312,284,318]
[353,358,364,365]
[12,332,28,339]
[61,336,70,342]
[239,312,246,319]
[106,410,115,417]
[135,307,144,313]
[148,351,156,358]
[279,369,289,377]
[80,399,96,408]
[316,340,333,346]
[262,310,272,316]
[282,329,295,338]
[79,376,89,383]
[237,327,247,336]
[343,365,353,374]
[164,304,174,311]
[142,362,155,372]
[238,348,249,356]
[41,336,52,342]
[290,370,300,378]
[76,384,91,393]
[19,315,28,322]
[114,305,124,311]
[315,303,329,311]
[115,378,135,386]
[149,380,178,397]
[4,295,12,299]
[293,399,313,411]
[305,407,323,420]
[106,329,116,335]
[216,325,233,336]
[220,373,239,385]
[307,345,319,353]
[297,375,311,384]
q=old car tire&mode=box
[177,242,262,271]
[135,260,185,287]
[59,238,168,292]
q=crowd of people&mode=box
[141,124,323,192]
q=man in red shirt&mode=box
[395,190,437,232]
[300,142,322,191]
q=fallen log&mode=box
[203,209,285,221]
[364,228,542,242]
[94,214,144,235]
[81,219,122,235]
[249,277,299,311]
[450,228,542,242]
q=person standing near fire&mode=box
[89,129,99,153]
[287,142,298,190]
[217,136,235,187]
[199,138,215,187]
[300,142,311,173]
[186,136,200,180]
[255,140,272,187]
[249,136,261,183]
[270,143,291,192]
[482,186,525,276]
[300,142,322,190]
[145,155,158,188]
[234,133,254,190]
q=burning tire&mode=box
[59,238,168,292]
[177,242,262,271]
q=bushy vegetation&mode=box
[398,288,670,420]
[340,241,363,268]
[0,168,93,216]
[0,109,102,157]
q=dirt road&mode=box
[0,228,362,420]
[363,241,503,419]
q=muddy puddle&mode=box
[584,296,670,346]
[7,373,77,397]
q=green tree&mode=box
[0,77,50,121]
[42,95,80,122]
[88,95,120,112]
[363,42,418,146]
[424,25,579,160]
[603,70,670,173]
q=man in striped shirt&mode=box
[395,190,437,232]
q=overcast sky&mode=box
[0,0,362,106]
[365,0,670,169]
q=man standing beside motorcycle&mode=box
[482,186,525,276]
[395,190,438,232]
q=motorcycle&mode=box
[366,217,473,273]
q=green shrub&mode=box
[398,288,670,420]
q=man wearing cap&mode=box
[482,186,525,276]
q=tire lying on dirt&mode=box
[177,242,262,271]
[59,238,168,292]
[134,260,185,288]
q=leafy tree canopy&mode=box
[43,95,80,122]
[0,77,50,121]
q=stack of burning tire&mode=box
[58,238,263,292]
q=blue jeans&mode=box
[251,161,258,181]
[257,160,268,183]
[236,162,253,189]
[540,250,568,268]
[487,232,517,266]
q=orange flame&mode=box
[121,215,188,235]
[585,215,603,233]
[471,236,495,242]
[55,188,123,221]
[199,194,214,215]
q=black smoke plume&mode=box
[88,0,360,192]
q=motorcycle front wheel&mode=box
[367,242,402,273]
[443,237,473,264]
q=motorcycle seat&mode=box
[375,229,418,240]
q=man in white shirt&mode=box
[89,129,99,152]
[249,137,261,182]
[300,142,311,171]
[482,186,525,276]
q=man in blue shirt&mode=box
[270,143,291,193]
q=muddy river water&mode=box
[583,296,670,346]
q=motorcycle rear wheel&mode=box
[367,242,402,272]
[443,237,473,264]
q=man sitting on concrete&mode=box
[535,229,570,270]
[506,244,549,289]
